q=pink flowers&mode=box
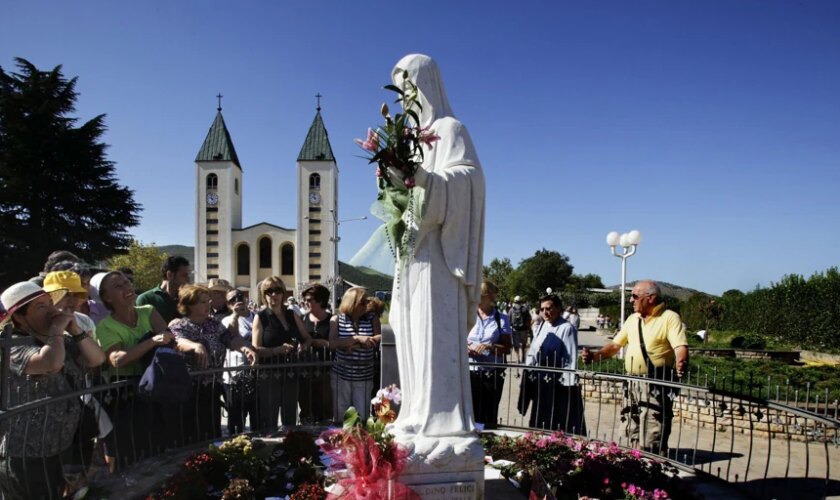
[355,76,439,194]
[418,127,440,148]
[482,431,691,500]
[354,128,380,153]
[318,386,416,499]
[371,384,402,406]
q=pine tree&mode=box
[0,58,141,287]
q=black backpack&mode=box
[138,346,193,404]
[510,305,527,330]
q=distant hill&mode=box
[157,245,193,265]
[608,280,707,301]
[339,261,393,291]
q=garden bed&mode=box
[481,432,698,500]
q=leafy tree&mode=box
[483,257,514,303]
[0,58,140,288]
[567,273,605,290]
[108,240,167,292]
[507,248,574,303]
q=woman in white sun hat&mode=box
[0,281,105,500]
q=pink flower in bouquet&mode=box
[419,129,440,148]
[354,128,380,153]
[403,177,415,189]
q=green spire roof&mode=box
[196,111,241,168]
[297,110,335,162]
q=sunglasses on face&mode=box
[264,287,285,296]
[630,293,646,300]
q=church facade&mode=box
[193,103,338,297]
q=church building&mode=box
[193,100,338,297]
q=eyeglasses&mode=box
[630,293,645,300]
[264,287,285,296]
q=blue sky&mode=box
[2,0,838,295]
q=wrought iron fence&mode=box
[470,354,840,499]
[1,333,838,499]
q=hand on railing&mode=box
[190,343,209,369]
[240,346,257,365]
[675,358,688,379]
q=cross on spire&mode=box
[315,93,322,111]
[216,93,223,111]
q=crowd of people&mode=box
[0,250,689,499]
[0,250,383,500]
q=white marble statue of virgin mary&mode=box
[388,54,486,449]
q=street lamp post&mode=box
[605,230,642,325]
[328,209,367,310]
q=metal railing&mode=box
[1,336,838,499]
[470,355,840,499]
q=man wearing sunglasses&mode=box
[582,280,688,454]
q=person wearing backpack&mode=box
[92,271,207,470]
[508,296,531,363]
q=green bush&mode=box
[729,333,766,349]
[710,267,840,351]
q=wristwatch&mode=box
[71,332,88,343]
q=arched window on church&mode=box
[259,236,272,269]
[207,173,218,190]
[281,243,294,276]
[236,244,250,276]
[309,173,321,190]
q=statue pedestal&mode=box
[393,434,485,499]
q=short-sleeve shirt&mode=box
[613,305,688,376]
[467,308,512,368]
[168,317,233,381]
[136,285,180,324]
[0,332,84,457]
[333,313,377,381]
[221,312,253,384]
[94,305,155,378]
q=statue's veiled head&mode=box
[392,54,454,128]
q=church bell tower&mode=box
[295,96,338,294]
[194,96,242,284]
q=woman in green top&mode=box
[91,271,207,470]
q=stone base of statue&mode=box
[393,434,485,499]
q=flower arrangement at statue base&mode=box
[482,432,697,500]
[146,431,326,500]
[317,385,418,500]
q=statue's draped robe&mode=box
[389,54,486,439]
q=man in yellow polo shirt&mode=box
[582,280,688,454]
